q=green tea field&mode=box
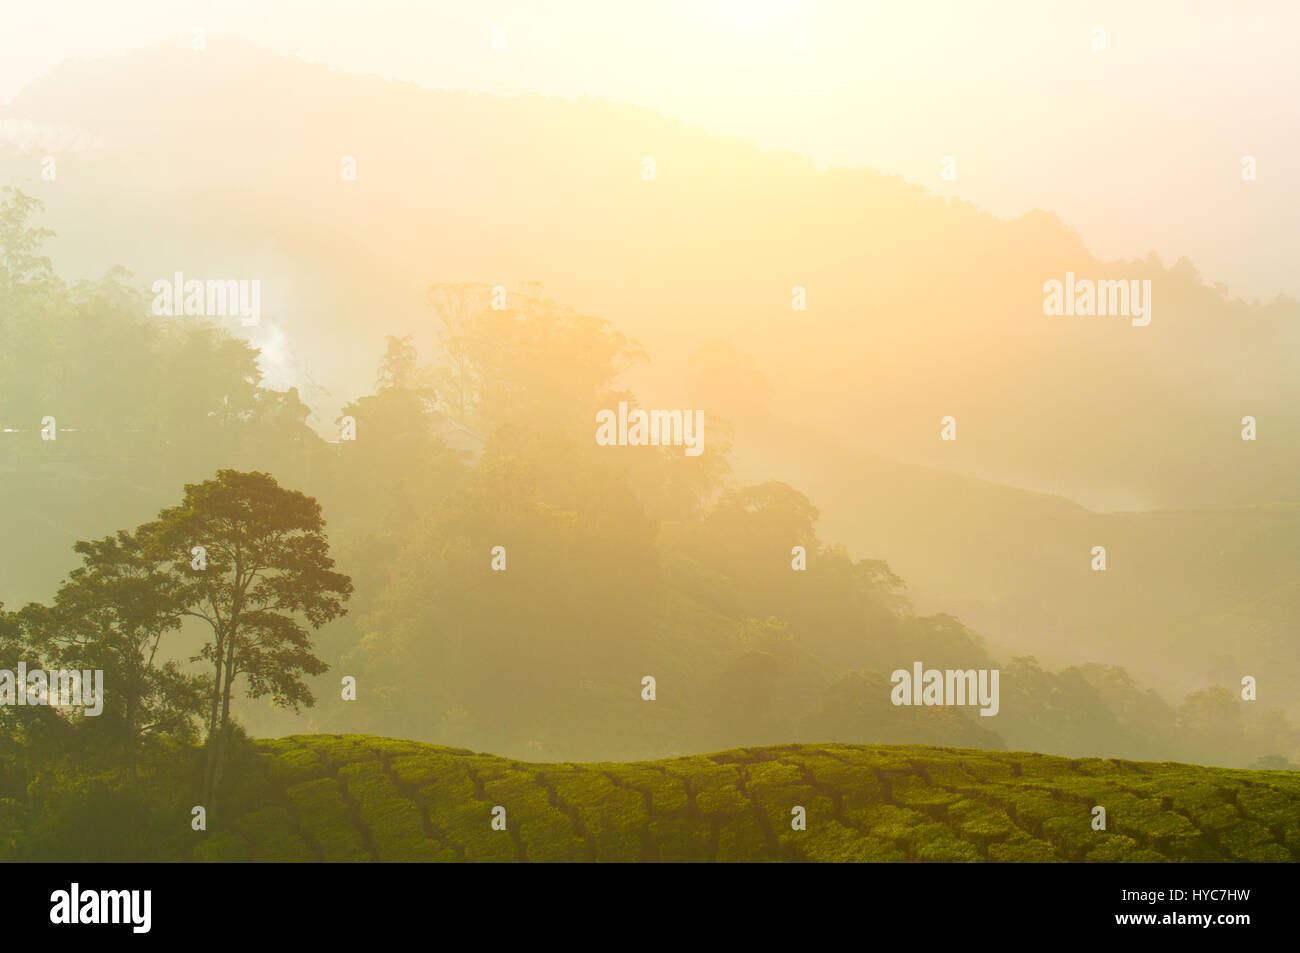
[195,735,1300,862]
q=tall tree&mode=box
[425,282,645,432]
[375,334,436,397]
[426,282,492,422]
[142,470,352,814]
[0,186,54,298]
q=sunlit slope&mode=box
[5,40,1300,510]
[196,735,1300,862]
[731,415,1300,700]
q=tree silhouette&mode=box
[142,470,352,814]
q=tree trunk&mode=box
[125,690,136,782]
[208,632,239,817]
[201,649,223,810]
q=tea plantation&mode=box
[195,735,1300,862]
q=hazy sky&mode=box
[3,0,1297,300]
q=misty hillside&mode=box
[2,37,1297,512]
[2,39,1297,769]
[728,413,1300,701]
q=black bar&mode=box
[4,861,1285,939]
